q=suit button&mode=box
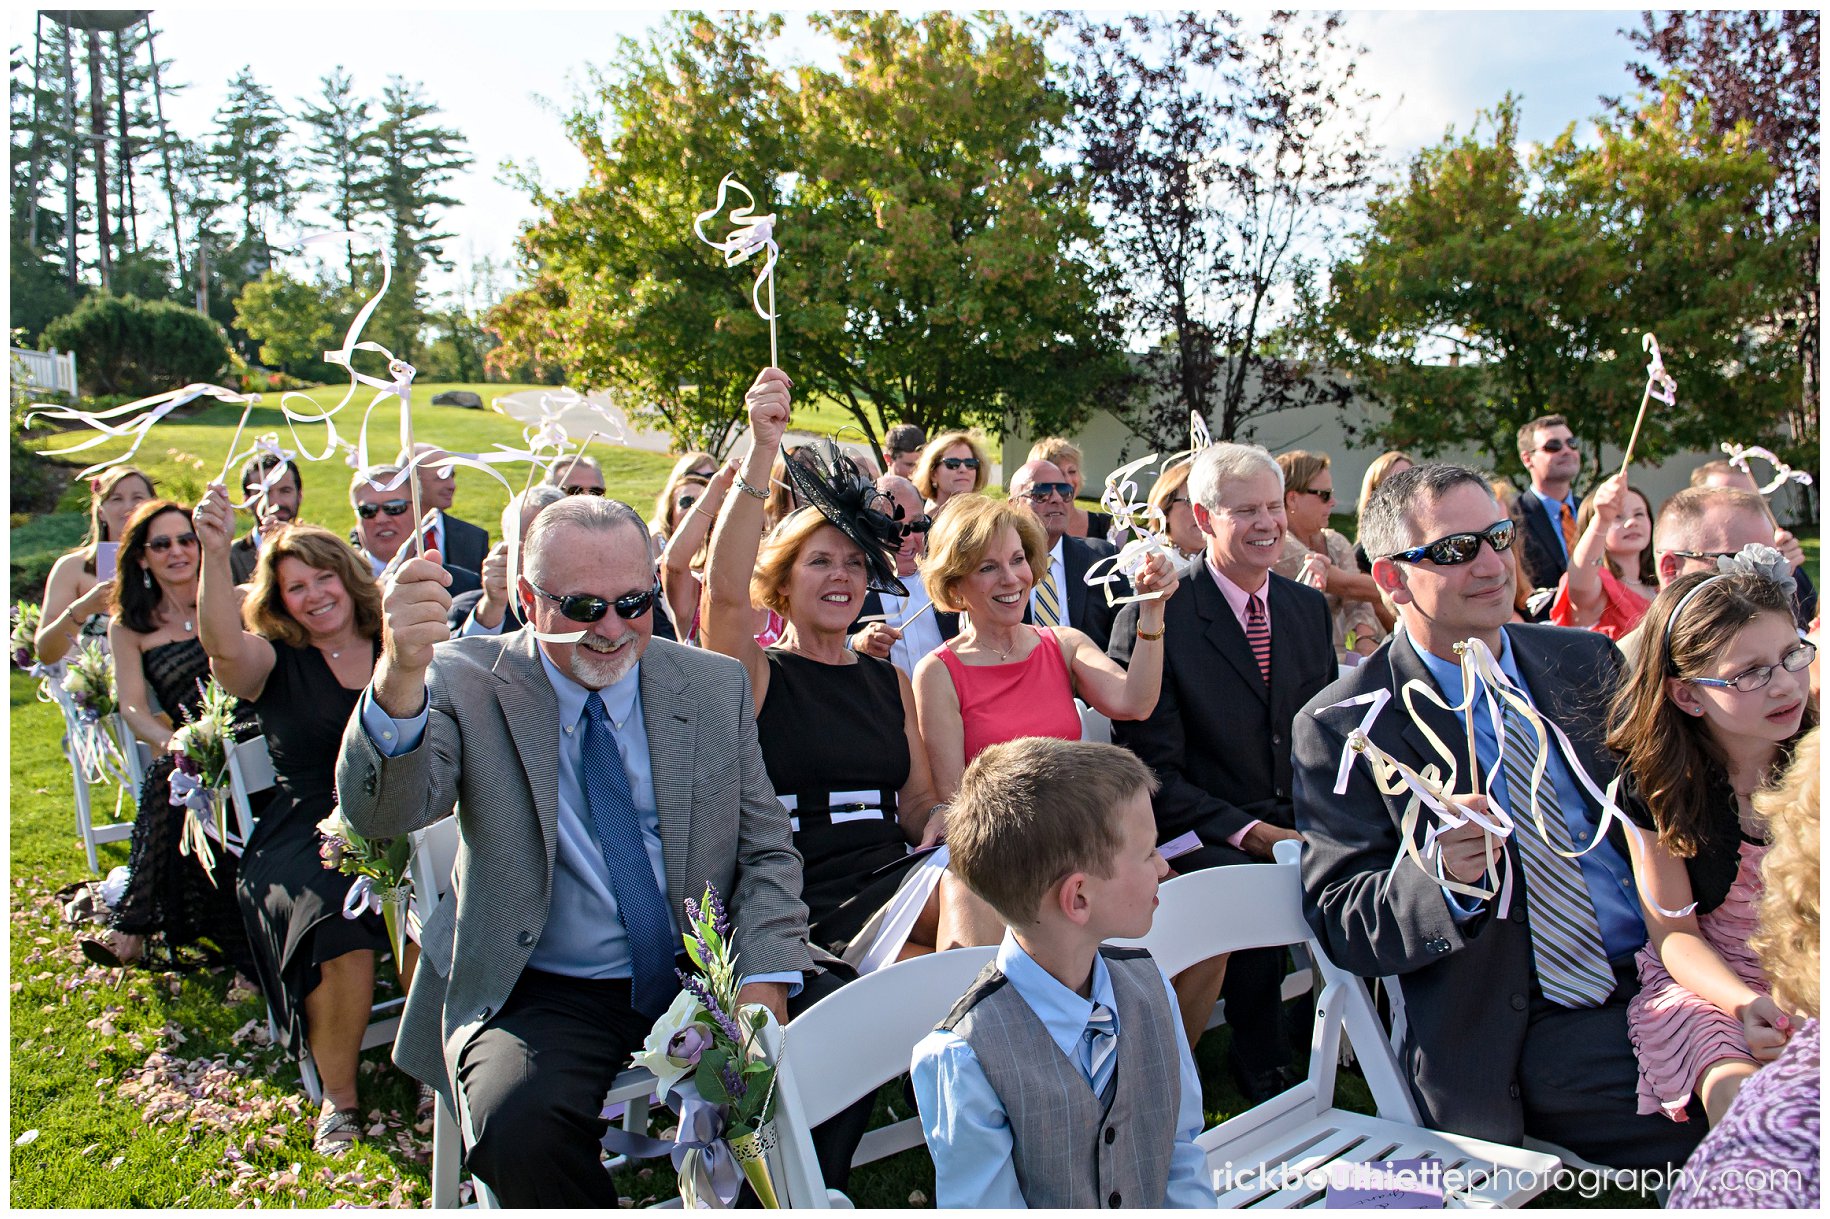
[1275,787,1286,798]
[517,931,535,947]
[1426,938,1450,954]
[1510,993,1526,1011]
[1104,1128,1116,1145]
[1508,1082,1521,1099]
[479,1007,491,1021]
[363,776,376,795]
[1108,1193,1122,1208]
[1272,733,1283,746]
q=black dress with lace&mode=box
[106,638,248,957]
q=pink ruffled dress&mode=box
[1626,838,1769,1120]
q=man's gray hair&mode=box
[545,453,603,485]
[522,494,647,578]
[348,464,404,509]
[1187,442,1283,513]
[503,483,567,540]
[1359,463,1495,560]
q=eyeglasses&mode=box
[1163,494,1190,509]
[145,532,199,553]
[1667,549,1739,564]
[1294,487,1336,504]
[1385,519,1516,566]
[897,515,933,539]
[1019,482,1073,502]
[1684,642,1816,694]
[1535,438,1579,454]
[939,457,980,471]
[355,499,412,520]
[524,577,661,623]
[563,485,606,497]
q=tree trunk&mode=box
[87,29,112,289]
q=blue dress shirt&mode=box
[1415,633,1645,961]
[1530,488,1578,565]
[357,651,799,990]
[910,932,1213,1209]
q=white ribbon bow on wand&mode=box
[1617,332,1677,481]
[1720,441,1814,497]
[1085,452,1176,607]
[693,174,782,367]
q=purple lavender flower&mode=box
[720,1060,746,1102]
[13,646,33,669]
[677,970,745,1046]
[706,886,731,939]
[683,895,702,928]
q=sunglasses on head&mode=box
[1536,438,1579,454]
[1385,519,1515,566]
[525,577,661,623]
[145,532,199,553]
[939,457,980,471]
[563,484,606,496]
[356,499,412,520]
[1020,482,1074,502]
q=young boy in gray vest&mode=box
[910,737,1215,1208]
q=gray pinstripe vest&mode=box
[939,946,1181,1208]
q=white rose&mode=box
[628,988,707,1100]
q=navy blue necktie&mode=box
[580,693,678,1016]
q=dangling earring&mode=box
[142,568,153,590]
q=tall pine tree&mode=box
[297,67,381,286]
[367,76,469,360]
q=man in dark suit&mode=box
[351,465,480,597]
[400,442,491,574]
[1509,413,1582,593]
[848,475,957,675]
[227,452,303,584]
[1294,463,1702,1170]
[337,493,814,1206]
[1010,459,1123,650]
[1107,442,1334,1101]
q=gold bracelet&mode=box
[1136,625,1165,642]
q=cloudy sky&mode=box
[18,3,1657,301]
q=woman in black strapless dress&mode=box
[83,502,247,969]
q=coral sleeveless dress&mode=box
[933,626,1083,764]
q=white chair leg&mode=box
[431,1096,461,1208]
[74,762,100,874]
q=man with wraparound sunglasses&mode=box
[348,465,481,597]
[1509,413,1583,595]
[1294,462,1703,1172]
[1008,458,1122,651]
[335,487,813,1207]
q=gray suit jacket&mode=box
[334,630,813,1105]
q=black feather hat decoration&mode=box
[781,439,908,597]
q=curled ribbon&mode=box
[222,433,300,510]
[1085,452,1173,607]
[170,771,230,876]
[1720,441,1814,496]
[25,384,258,482]
[693,174,781,367]
[1643,334,1677,407]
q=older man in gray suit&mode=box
[336,491,813,1206]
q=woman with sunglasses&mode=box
[1606,554,1816,1127]
[704,374,957,965]
[912,431,989,517]
[647,450,717,560]
[191,482,395,1155]
[1274,450,1383,660]
[1145,459,1205,568]
[81,500,247,972]
[659,459,786,647]
[1549,473,1658,641]
[34,465,156,665]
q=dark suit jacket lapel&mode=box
[639,642,697,906]
[492,629,562,872]
[1195,566,1269,704]
[1264,575,1310,709]
[1524,495,1563,571]
[1062,539,1089,629]
[1505,626,1609,818]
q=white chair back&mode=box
[1111,856,1311,974]
[1076,698,1112,744]
[225,734,277,848]
[46,679,138,872]
[410,815,460,903]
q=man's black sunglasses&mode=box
[356,499,412,520]
[898,515,933,539]
[563,484,606,496]
[525,577,662,623]
[1536,438,1578,454]
[1385,519,1516,566]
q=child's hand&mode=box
[1739,994,1794,1062]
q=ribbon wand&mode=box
[1618,332,1677,480]
[693,174,782,368]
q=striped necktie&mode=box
[1246,593,1271,683]
[1084,1001,1118,1097]
[1499,701,1616,1008]
[1558,501,1576,553]
[1034,567,1064,628]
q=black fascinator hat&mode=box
[782,439,908,597]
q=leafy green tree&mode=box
[1322,92,1789,482]
[232,268,349,382]
[366,77,470,362]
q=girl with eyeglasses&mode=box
[1273,450,1384,661]
[1606,563,1817,1127]
[34,465,155,665]
[1549,473,1658,641]
[912,430,990,516]
[81,500,248,975]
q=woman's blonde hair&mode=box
[912,431,989,501]
[1357,451,1412,523]
[84,466,156,572]
[1276,450,1331,502]
[1146,458,1193,523]
[919,493,1047,612]
[652,451,716,541]
[1751,727,1819,1020]
[751,507,861,618]
[1027,437,1083,475]
[243,525,383,648]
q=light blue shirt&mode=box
[1530,488,1578,565]
[1415,631,1645,961]
[357,650,800,990]
[909,932,1213,1209]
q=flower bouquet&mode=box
[61,639,116,719]
[316,808,414,961]
[630,886,782,1208]
[11,601,41,670]
[170,678,239,874]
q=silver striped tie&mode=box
[1085,1001,1118,1096]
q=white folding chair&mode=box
[46,679,139,873]
[766,946,999,1208]
[1112,841,1558,1207]
[1076,698,1113,744]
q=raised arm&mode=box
[702,368,792,711]
[36,551,115,665]
[660,463,734,641]
[192,483,276,700]
[1560,474,1626,627]
[1060,549,1176,721]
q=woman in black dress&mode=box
[81,500,246,969]
[193,484,391,1156]
[704,374,950,960]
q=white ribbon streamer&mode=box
[693,174,781,366]
[1720,441,1814,496]
[1085,452,1173,607]
[25,384,258,481]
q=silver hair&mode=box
[1186,442,1283,513]
[1358,464,1495,560]
[348,464,404,509]
[503,483,567,540]
[522,494,646,580]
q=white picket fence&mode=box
[10,347,79,395]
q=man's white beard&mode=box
[570,634,638,688]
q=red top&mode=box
[934,626,1083,765]
[1549,565,1651,641]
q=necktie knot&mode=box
[1086,1002,1116,1041]
[1247,593,1265,619]
[583,692,610,725]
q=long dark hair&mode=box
[112,500,193,635]
[1606,571,1814,856]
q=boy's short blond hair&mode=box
[947,737,1159,925]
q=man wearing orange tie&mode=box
[1509,414,1583,596]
